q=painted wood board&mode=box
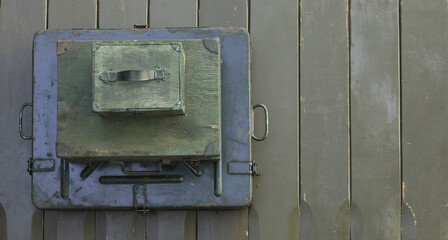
[147,211,196,240]
[250,0,299,239]
[44,211,95,240]
[350,0,401,238]
[95,211,146,240]
[98,0,148,28]
[300,0,350,238]
[197,210,248,240]
[198,0,247,27]
[149,0,197,28]
[0,0,45,239]
[401,0,448,238]
[48,0,97,29]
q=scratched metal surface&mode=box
[32,28,252,210]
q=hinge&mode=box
[227,161,262,176]
[27,158,55,175]
[133,184,148,214]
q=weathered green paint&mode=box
[147,211,197,240]
[250,0,299,239]
[44,211,96,240]
[198,0,248,28]
[94,211,146,240]
[149,0,197,28]
[91,40,187,115]
[98,0,148,28]
[198,210,248,240]
[300,0,350,238]
[56,40,221,161]
[402,0,448,238]
[350,0,401,238]
[48,0,96,29]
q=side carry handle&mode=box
[252,104,269,141]
[19,102,33,140]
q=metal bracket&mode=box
[133,184,148,214]
[27,158,55,175]
[227,161,262,176]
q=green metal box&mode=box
[91,40,185,115]
[56,38,221,162]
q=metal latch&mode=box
[133,184,148,214]
[227,161,262,176]
[27,158,55,175]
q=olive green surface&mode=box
[57,39,221,161]
[402,0,448,238]
[350,0,401,239]
[300,0,350,238]
[92,40,185,115]
[251,0,299,239]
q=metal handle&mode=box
[99,67,170,83]
[19,102,33,140]
[252,104,269,141]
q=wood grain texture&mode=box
[198,0,247,27]
[197,210,248,240]
[95,211,146,240]
[48,0,96,29]
[0,0,45,239]
[149,0,197,28]
[300,0,350,238]
[98,0,148,28]
[44,211,95,240]
[401,0,448,238]
[197,1,249,239]
[250,0,299,239]
[350,0,401,239]
[147,211,196,240]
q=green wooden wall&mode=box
[0,0,447,239]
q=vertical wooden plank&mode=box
[198,0,247,27]
[48,0,96,29]
[44,211,95,240]
[98,0,148,28]
[0,0,45,239]
[197,210,248,240]
[46,1,97,239]
[350,0,401,239]
[95,212,146,240]
[149,0,197,28]
[147,211,196,240]
[197,1,249,239]
[300,0,350,238]
[250,0,299,239]
[148,2,197,239]
[94,2,149,239]
[402,0,448,239]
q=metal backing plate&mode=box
[32,28,251,209]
